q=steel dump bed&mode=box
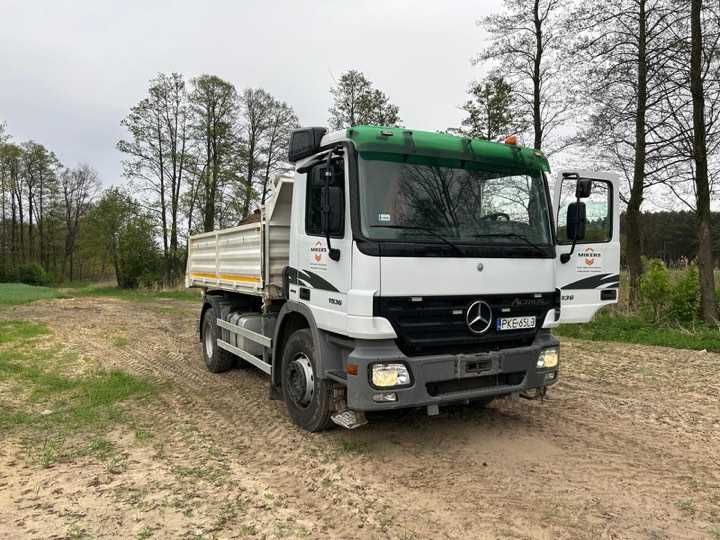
[185,177,293,297]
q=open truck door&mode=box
[554,170,620,323]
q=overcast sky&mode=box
[1,0,503,185]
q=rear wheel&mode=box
[281,329,334,432]
[201,306,234,373]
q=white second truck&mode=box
[186,125,620,431]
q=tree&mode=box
[455,76,527,140]
[259,99,299,204]
[328,70,401,129]
[117,73,190,284]
[571,0,675,306]
[60,164,98,281]
[188,75,239,232]
[20,141,60,266]
[238,88,274,219]
[690,0,718,322]
[0,141,21,276]
[88,188,161,288]
[477,0,570,151]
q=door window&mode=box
[305,158,345,237]
[557,179,612,244]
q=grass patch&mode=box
[0,319,156,466]
[0,282,199,307]
[555,310,720,352]
[0,282,66,307]
[111,335,130,347]
[336,438,370,454]
[0,320,50,344]
[67,285,200,303]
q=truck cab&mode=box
[188,125,620,431]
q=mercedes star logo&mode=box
[466,300,493,334]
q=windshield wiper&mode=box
[471,233,548,256]
[370,225,466,256]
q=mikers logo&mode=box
[311,240,326,262]
[576,247,602,272]
[578,247,601,266]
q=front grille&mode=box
[426,371,526,397]
[374,293,557,357]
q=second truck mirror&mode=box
[576,178,592,198]
[321,186,344,234]
[566,202,586,241]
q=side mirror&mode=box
[321,186,344,234]
[288,127,327,163]
[566,202,586,241]
[576,179,592,198]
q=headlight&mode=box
[371,363,411,388]
[537,347,559,369]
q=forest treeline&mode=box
[1,0,718,321]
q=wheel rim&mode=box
[287,353,314,408]
[204,324,214,359]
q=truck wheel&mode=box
[281,329,334,432]
[201,306,234,373]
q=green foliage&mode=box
[86,189,163,288]
[639,259,671,322]
[668,266,700,321]
[555,310,720,352]
[455,75,526,140]
[328,70,401,129]
[639,261,702,323]
[15,262,50,286]
[0,283,64,307]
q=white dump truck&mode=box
[186,125,620,431]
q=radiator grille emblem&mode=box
[466,300,493,335]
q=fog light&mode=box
[372,392,398,402]
[537,347,559,369]
[545,372,556,382]
[371,363,411,387]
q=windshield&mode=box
[358,155,553,251]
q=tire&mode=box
[280,329,334,432]
[201,306,234,373]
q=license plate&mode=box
[496,316,536,331]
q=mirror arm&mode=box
[323,152,341,262]
[560,195,581,264]
[560,238,577,264]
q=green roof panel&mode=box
[346,125,550,173]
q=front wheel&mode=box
[281,329,334,432]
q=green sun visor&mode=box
[347,125,550,174]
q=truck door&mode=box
[293,150,352,327]
[554,170,620,323]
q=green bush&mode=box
[15,263,50,286]
[668,266,700,322]
[639,259,670,323]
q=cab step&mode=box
[331,409,368,430]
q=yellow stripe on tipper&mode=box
[191,272,261,284]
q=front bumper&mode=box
[345,331,559,411]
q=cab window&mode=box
[305,158,345,237]
[557,179,612,243]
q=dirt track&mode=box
[1,296,719,539]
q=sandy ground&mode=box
[1,296,719,539]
